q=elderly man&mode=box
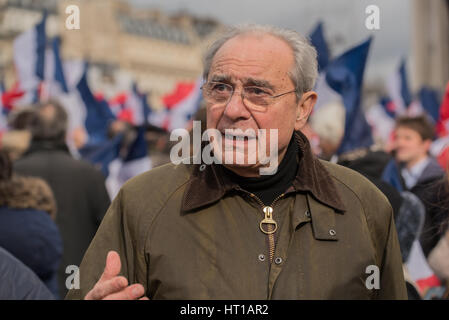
[66,25,406,300]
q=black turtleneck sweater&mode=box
[223,137,299,205]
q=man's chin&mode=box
[395,154,411,163]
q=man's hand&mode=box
[84,251,148,300]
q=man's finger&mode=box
[102,284,145,300]
[85,276,128,300]
[99,251,122,282]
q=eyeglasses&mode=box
[201,82,297,111]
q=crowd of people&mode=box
[314,114,449,299]
[0,97,171,299]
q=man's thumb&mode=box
[101,250,121,280]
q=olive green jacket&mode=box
[66,132,407,300]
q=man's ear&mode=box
[294,91,317,131]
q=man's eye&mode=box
[246,87,268,95]
[211,83,229,92]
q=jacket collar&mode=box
[25,139,70,156]
[181,130,346,213]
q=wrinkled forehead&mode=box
[209,33,295,85]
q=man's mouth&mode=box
[221,131,257,144]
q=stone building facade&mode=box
[0,0,223,107]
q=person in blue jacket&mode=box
[0,150,62,298]
[0,246,54,300]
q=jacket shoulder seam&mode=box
[142,171,192,255]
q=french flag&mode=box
[381,159,404,192]
[365,96,396,144]
[430,81,449,169]
[415,87,441,123]
[76,63,116,145]
[126,83,151,126]
[108,92,128,119]
[436,81,449,137]
[105,126,152,199]
[79,133,124,178]
[43,37,69,99]
[162,78,203,131]
[315,37,373,154]
[109,83,151,127]
[406,240,441,295]
[386,58,412,116]
[41,37,85,133]
[308,22,329,72]
[0,82,27,122]
[0,81,8,131]
[13,12,47,106]
[311,22,341,114]
[406,86,442,128]
[147,106,169,130]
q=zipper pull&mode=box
[259,206,278,235]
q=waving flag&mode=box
[147,106,168,129]
[162,78,202,131]
[105,127,152,199]
[108,83,151,127]
[43,37,69,98]
[310,22,337,114]
[322,37,373,154]
[429,82,449,169]
[40,38,89,134]
[76,64,116,144]
[379,96,397,119]
[0,81,8,131]
[417,87,441,123]
[309,22,329,71]
[406,240,441,294]
[109,92,128,119]
[366,97,396,144]
[50,59,88,133]
[381,159,404,192]
[13,12,47,105]
[0,82,27,118]
[126,83,150,126]
[387,58,412,116]
[79,133,123,177]
[436,81,449,137]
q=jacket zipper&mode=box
[249,192,285,264]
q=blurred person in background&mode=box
[13,100,111,296]
[308,101,346,161]
[393,115,448,257]
[0,150,62,297]
[427,172,449,293]
[0,247,54,300]
[0,107,36,161]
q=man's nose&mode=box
[222,90,252,121]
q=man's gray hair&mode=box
[203,24,318,98]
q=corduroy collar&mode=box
[181,130,346,213]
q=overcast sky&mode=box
[129,0,412,86]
